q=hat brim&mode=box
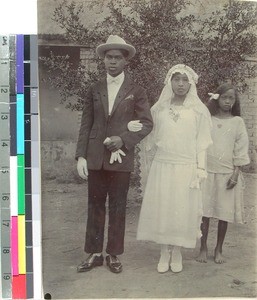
[96,43,136,59]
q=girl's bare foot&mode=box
[214,249,226,264]
[196,249,208,263]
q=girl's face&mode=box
[218,89,236,113]
[171,73,191,96]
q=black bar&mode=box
[25,194,32,220]
[25,115,31,141]
[24,35,30,61]
[25,221,33,247]
[25,168,31,194]
[24,87,31,114]
[26,271,34,298]
[24,63,30,86]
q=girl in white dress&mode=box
[196,83,250,264]
[137,64,212,273]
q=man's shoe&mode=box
[77,254,103,272]
[106,255,123,273]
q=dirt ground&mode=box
[41,173,257,299]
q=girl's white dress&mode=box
[202,116,250,224]
[137,105,211,248]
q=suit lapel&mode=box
[110,75,134,116]
[97,78,109,119]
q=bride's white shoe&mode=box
[157,261,170,273]
[170,247,183,273]
[157,250,170,273]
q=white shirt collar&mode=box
[107,72,125,85]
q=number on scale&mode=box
[1,114,8,120]
[2,142,8,147]
[1,169,9,174]
[2,221,10,227]
[2,195,9,201]
[3,275,10,281]
[1,88,8,93]
[2,248,10,254]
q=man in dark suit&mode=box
[76,35,153,273]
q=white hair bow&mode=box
[208,93,219,100]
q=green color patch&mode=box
[17,154,25,214]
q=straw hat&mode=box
[96,35,136,59]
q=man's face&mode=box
[104,49,127,77]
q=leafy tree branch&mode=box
[41,0,257,110]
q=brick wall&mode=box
[80,48,96,71]
[240,58,257,172]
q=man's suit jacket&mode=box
[75,74,153,172]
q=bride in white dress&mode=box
[137,64,212,273]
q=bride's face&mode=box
[171,73,191,96]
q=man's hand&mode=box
[103,136,123,152]
[77,157,88,180]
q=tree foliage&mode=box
[41,0,257,110]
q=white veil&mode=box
[144,64,212,151]
[139,64,212,187]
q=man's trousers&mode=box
[84,169,130,255]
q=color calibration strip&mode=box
[0,35,12,299]
[0,35,42,299]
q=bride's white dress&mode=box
[137,105,209,248]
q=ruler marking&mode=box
[0,35,11,299]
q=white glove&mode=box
[127,120,143,132]
[110,149,126,164]
[77,157,88,180]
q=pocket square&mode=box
[124,94,134,101]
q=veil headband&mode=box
[164,64,199,85]
[151,64,200,113]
